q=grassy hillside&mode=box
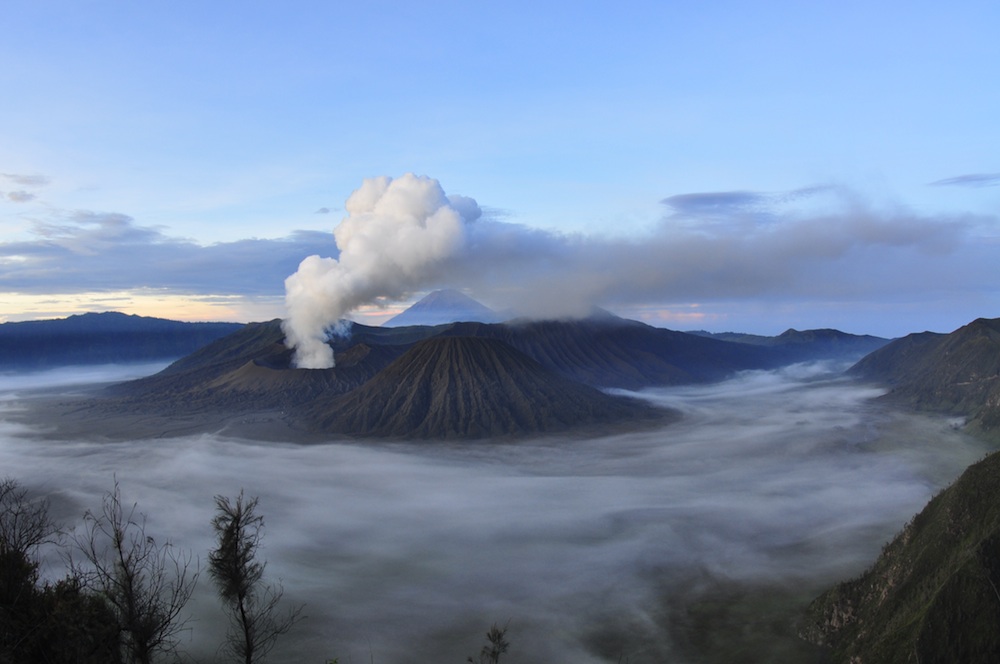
[850,317,1000,440]
[802,450,1000,663]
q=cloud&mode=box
[4,191,36,203]
[315,207,331,214]
[661,186,834,221]
[442,194,982,319]
[31,211,163,255]
[929,173,1000,188]
[1,173,50,187]
[661,190,769,216]
[3,177,996,336]
[0,210,333,297]
[277,175,995,344]
[283,174,481,367]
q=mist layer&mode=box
[0,363,990,663]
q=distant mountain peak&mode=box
[383,289,501,327]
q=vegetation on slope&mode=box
[800,317,1000,662]
[802,450,1000,663]
[850,317,1000,440]
[1,478,300,664]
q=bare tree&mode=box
[2,477,123,663]
[72,481,198,664]
[209,491,302,664]
[468,623,510,664]
[1,477,55,660]
[0,477,55,556]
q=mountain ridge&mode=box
[802,315,1000,662]
[0,311,243,369]
[20,312,904,440]
[803,449,1000,662]
[849,317,1000,439]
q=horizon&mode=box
[0,296,974,340]
[2,3,999,338]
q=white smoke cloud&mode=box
[282,174,481,368]
[282,175,994,354]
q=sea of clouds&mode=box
[0,362,991,663]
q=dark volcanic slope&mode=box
[106,319,291,400]
[104,315,788,415]
[303,336,666,439]
[803,450,1000,663]
[849,317,1000,438]
[84,313,851,439]
[439,316,783,390]
[107,320,411,413]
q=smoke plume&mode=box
[283,175,980,360]
[282,174,480,368]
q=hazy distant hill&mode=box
[803,449,1000,662]
[382,289,502,326]
[0,312,243,369]
[690,328,890,363]
[849,317,1000,439]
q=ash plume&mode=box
[282,174,480,368]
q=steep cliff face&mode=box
[802,450,1000,663]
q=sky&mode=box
[2,0,999,337]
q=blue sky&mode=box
[2,1,999,336]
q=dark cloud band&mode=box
[929,173,1000,188]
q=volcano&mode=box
[301,336,665,439]
[64,312,887,440]
[382,289,502,327]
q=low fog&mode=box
[0,363,991,663]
